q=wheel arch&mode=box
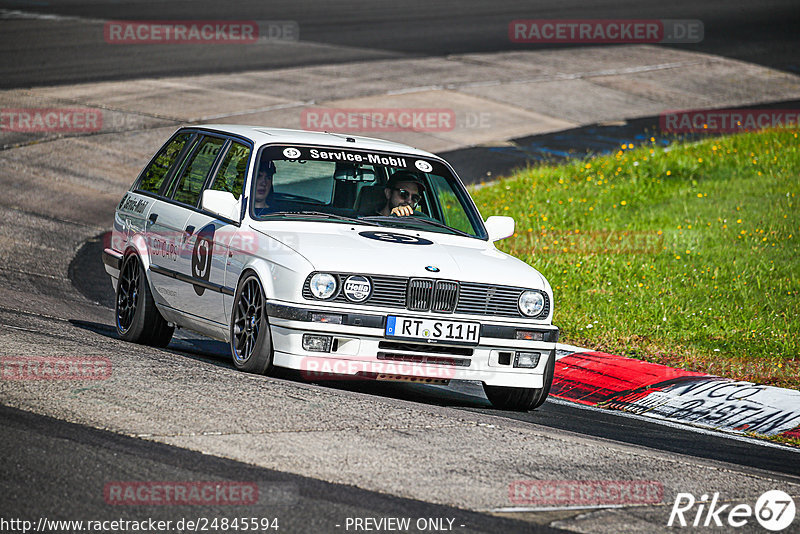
[234,258,277,300]
[122,233,163,304]
[124,232,151,271]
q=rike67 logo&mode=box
[668,490,796,531]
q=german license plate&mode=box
[385,316,480,344]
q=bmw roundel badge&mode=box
[425,266,440,272]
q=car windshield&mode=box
[249,145,487,239]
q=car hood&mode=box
[251,221,547,290]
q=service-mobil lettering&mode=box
[307,149,408,168]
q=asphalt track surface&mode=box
[1,405,559,533]
[0,0,798,89]
[2,1,800,532]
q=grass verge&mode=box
[470,128,799,391]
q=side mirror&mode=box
[201,190,240,221]
[485,216,515,242]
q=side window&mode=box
[209,141,251,199]
[136,132,192,194]
[169,136,226,207]
[427,174,475,235]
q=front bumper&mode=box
[267,301,558,388]
[103,247,123,290]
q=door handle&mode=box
[148,213,158,224]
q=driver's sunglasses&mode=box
[393,188,422,206]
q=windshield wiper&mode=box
[365,215,474,237]
[268,211,382,226]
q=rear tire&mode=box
[483,349,555,411]
[230,272,274,375]
[115,253,174,347]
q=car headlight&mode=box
[518,290,546,317]
[309,273,337,299]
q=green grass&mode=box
[761,433,800,448]
[471,129,800,389]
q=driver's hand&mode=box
[390,205,414,217]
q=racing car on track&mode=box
[103,125,558,410]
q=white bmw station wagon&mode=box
[104,125,558,410]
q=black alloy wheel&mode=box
[231,273,273,374]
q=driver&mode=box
[253,159,278,215]
[378,171,426,217]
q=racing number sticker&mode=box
[283,147,301,159]
[415,159,433,172]
[191,224,215,296]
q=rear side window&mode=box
[136,132,192,194]
[209,142,251,200]
[170,136,226,206]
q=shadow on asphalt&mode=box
[444,99,800,184]
[68,313,485,409]
[1,404,555,533]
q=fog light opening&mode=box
[302,334,333,352]
[514,351,541,368]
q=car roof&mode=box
[193,124,439,159]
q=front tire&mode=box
[115,253,174,347]
[483,349,555,411]
[230,272,274,374]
